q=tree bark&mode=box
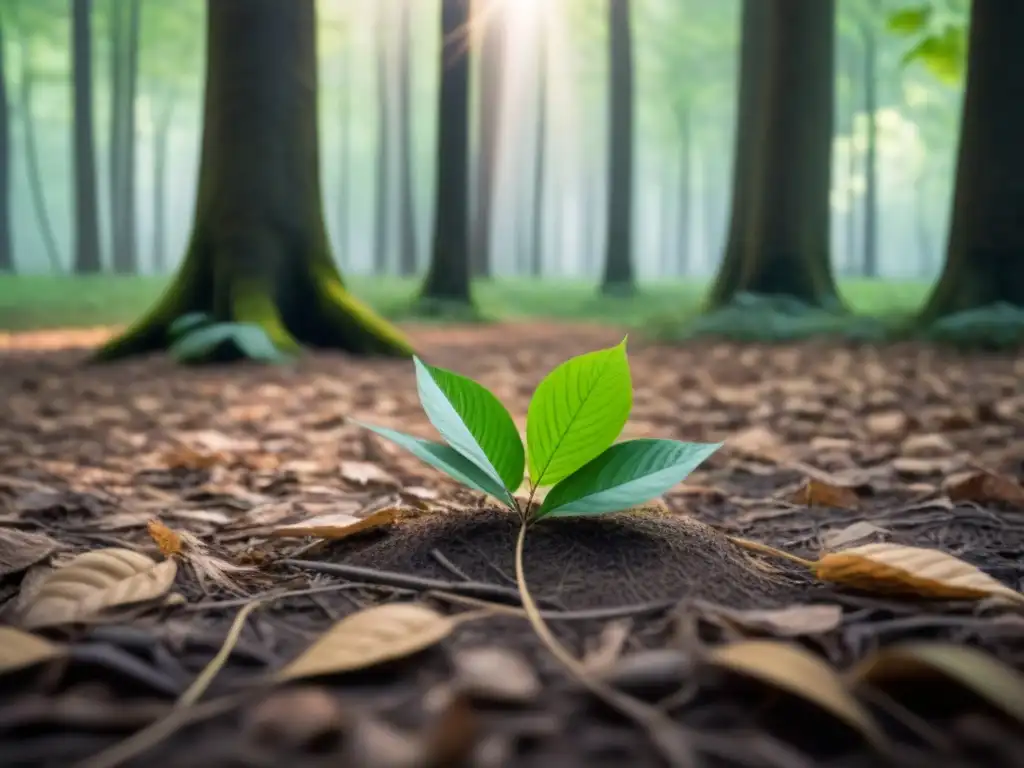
[72,0,102,274]
[529,33,547,278]
[600,0,635,295]
[707,0,839,309]
[94,0,412,362]
[919,0,1024,320]
[420,0,473,303]
[471,0,505,278]
[0,12,12,272]
[860,19,878,278]
[373,0,393,275]
[395,0,418,277]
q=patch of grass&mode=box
[0,274,932,333]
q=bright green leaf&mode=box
[168,312,212,339]
[412,358,524,497]
[525,339,632,488]
[353,422,515,507]
[535,438,722,519]
[901,26,964,84]
[886,6,932,36]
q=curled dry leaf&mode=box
[820,521,889,552]
[694,601,843,638]
[0,626,65,674]
[0,527,59,578]
[814,543,1024,604]
[707,640,886,748]
[19,548,178,629]
[269,507,398,540]
[147,519,183,557]
[791,479,859,510]
[946,470,1024,507]
[849,642,1024,726]
[277,603,454,682]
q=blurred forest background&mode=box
[0,0,977,333]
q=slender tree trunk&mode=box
[151,95,174,273]
[529,34,547,278]
[600,0,635,295]
[121,0,140,272]
[860,20,878,277]
[660,158,674,276]
[94,0,412,362]
[471,0,505,278]
[373,1,393,275]
[675,103,691,275]
[337,38,351,261]
[396,0,417,277]
[72,0,102,274]
[109,0,140,274]
[919,0,1024,320]
[109,0,125,268]
[0,13,12,272]
[845,105,858,276]
[708,0,839,309]
[20,69,63,271]
[420,0,473,303]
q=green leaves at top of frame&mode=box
[900,25,965,85]
[526,338,632,488]
[413,357,524,500]
[886,5,932,36]
[535,438,722,520]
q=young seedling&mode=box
[354,338,721,760]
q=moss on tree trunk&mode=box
[708,0,840,311]
[94,0,411,362]
[918,0,1024,323]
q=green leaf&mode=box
[169,322,288,364]
[168,312,212,339]
[535,438,722,519]
[886,6,932,36]
[412,357,524,496]
[525,338,632,488]
[353,421,514,506]
[901,26,964,84]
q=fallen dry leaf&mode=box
[694,601,843,638]
[707,640,886,747]
[277,603,454,681]
[0,626,65,674]
[728,426,784,460]
[340,461,399,487]
[269,507,399,540]
[791,479,860,510]
[19,548,178,629]
[946,470,1024,507]
[160,445,225,470]
[147,519,183,557]
[0,527,59,578]
[452,646,541,704]
[820,521,890,552]
[849,642,1024,726]
[814,543,1024,604]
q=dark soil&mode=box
[1,323,1023,768]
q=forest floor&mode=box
[1,323,1023,768]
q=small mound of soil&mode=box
[335,506,812,610]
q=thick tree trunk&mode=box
[0,13,12,272]
[919,0,1024,320]
[860,20,878,278]
[151,95,174,273]
[600,0,635,295]
[708,0,839,309]
[420,0,473,303]
[94,0,412,362]
[471,0,505,279]
[72,0,102,274]
[395,0,418,277]
[529,35,547,279]
[20,70,63,272]
[373,1,393,276]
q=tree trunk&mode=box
[109,0,124,268]
[471,0,505,279]
[860,19,878,278]
[72,0,102,274]
[151,95,174,273]
[659,159,674,276]
[94,0,412,362]
[419,0,473,303]
[529,34,547,279]
[919,0,1024,320]
[20,69,63,272]
[675,103,691,275]
[337,37,351,260]
[600,0,635,295]
[395,0,418,277]
[373,1,393,276]
[707,0,839,309]
[109,0,140,274]
[0,12,12,272]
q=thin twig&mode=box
[177,600,263,708]
[184,582,416,612]
[429,548,472,581]
[426,589,677,622]
[726,536,816,568]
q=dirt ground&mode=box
[1,323,1023,768]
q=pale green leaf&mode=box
[886,6,932,36]
[169,322,288,364]
[526,339,632,487]
[413,358,524,496]
[167,312,211,339]
[536,439,722,519]
[354,422,514,507]
[901,26,964,84]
